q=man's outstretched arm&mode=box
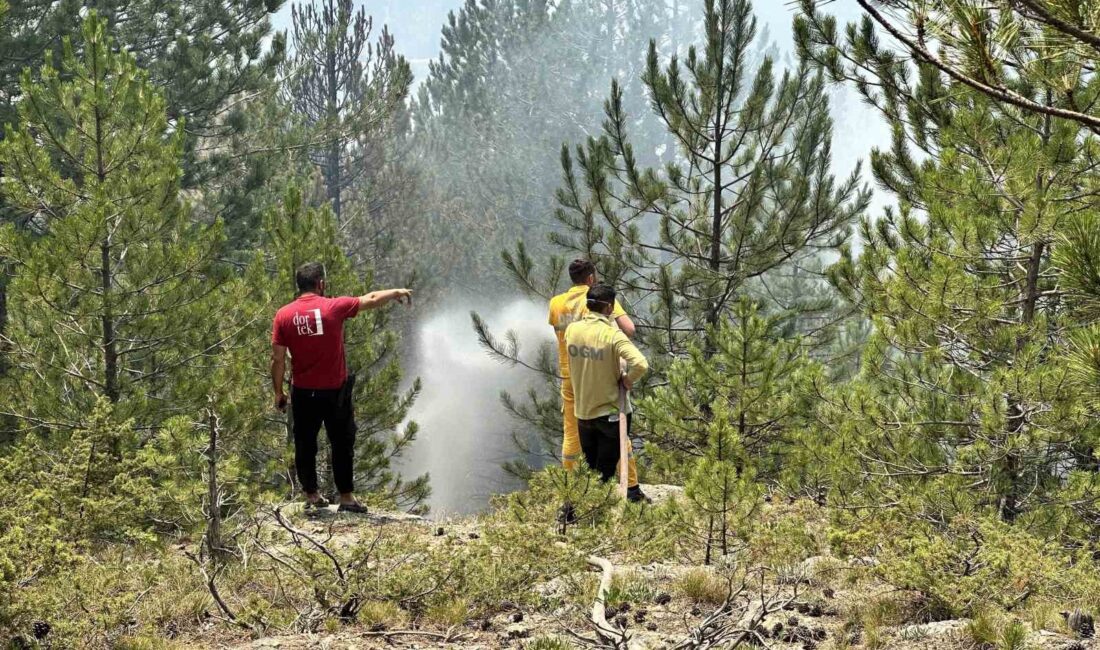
[358,288,413,311]
[271,343,288,411]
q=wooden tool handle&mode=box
[618,385,629,497]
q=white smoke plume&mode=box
[398,299,553,517]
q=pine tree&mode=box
[1057,213,1100,413]
[0,17,278,600]
[0,0,285,186]
[646,299,805,562]
[0,400,159,630]
[787,27,1100,530]
[553,0,868,363]
[795,1,1100,133]
[285,0,411,225]
[475,0,866,478]
[682,404,763,564]
[413,0,691,290]
[0,1,286,384]
[0,15,233,433]
[647,300,812,471]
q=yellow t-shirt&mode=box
[548,284,626,378]
[564,313,648,420]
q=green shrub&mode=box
[747,499,824,567]
[966,611,1031,650]
[999,619,1029,650]
[832,514,1100,618]
[967,611,1000,649]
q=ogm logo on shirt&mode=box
[568,344,605,360]
[292,309,324,336]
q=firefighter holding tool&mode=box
[549,260,650,503]
[563,283,648,491]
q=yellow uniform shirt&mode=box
[548,284,626,378]
[564,312,648,420]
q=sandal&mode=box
[305,495,331,510]
[337,501,369,514]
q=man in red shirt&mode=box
[271,262,412,513]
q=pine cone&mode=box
[1062,609,1095,638]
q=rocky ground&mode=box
[200,487,1095,650]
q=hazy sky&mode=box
[271,1,876,86]
[270,0,892,211]
[272,0,454,81]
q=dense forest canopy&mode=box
[0,0,1099,648]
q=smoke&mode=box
[268,0,895,513]
[398,298,553,517]
[379,1,893,517]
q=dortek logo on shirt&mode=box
[555,311,582,332]
[292,309,324,336]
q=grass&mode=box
[424,596,471,628]
[357,600,405,629]
[13,478,1091,650]
[1020,601,1061,634]
[966,611,1033,650]
[674,568,729,605]
[828,619,860,650]
[838,591,916,650]
[860,593,908,628]
[862,624,886,650]
[898,625,929,641]
[525,637,576,650]
[112,638,183,650]
[605,570,658,607]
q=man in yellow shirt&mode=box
[565,283,648,483]
[549,260,648,502]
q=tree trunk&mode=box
[1002,94,1051,522]
[1002,239,1045,522]
[326,38,342,220]
[92,37,119,409]
[101,239,118,403]
[704,2,727,355]
[704,515,714,566]
[206,407,223,560]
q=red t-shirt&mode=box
[272,293,360,390]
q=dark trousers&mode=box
[291,385,356,494]
[578,414,632,482]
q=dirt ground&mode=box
[198,487,1093,650]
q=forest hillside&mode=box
[1,1,1099,649]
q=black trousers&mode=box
[291,385,356,494]
[578,414,632,482]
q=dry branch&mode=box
[586,554,630,649]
